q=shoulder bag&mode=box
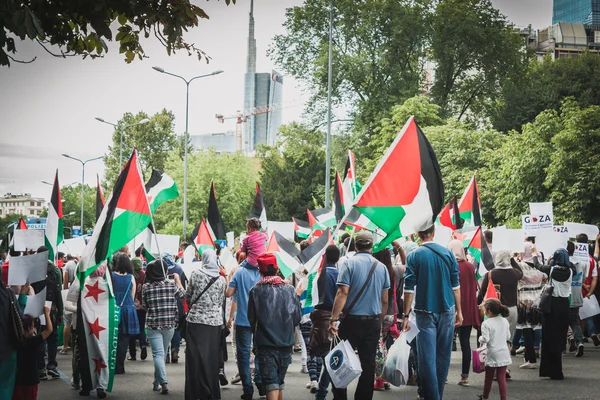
[180,276,218,339]
[340,260,379,320]
[5,287,26,349]
[115,277,133,324]
[534,267,554,314]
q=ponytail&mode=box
[483,298,509,318]
[500,305,510,318]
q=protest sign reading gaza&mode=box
[522,214,553,235]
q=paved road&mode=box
[39,336,600,400]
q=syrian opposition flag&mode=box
[345,117,444,252]
[207,181,227,240]
[458,173,482,227]
[437,196,463,231]
[96,174,105,223]
[145,169,179,214]
[266,231,301,279]
[190,219,216,255]
[467,226,495,279]
[249,183,268,230]
[298,230,331,323]
[45,170,64,262]
[17,217,28,230]
[293,218,311,242]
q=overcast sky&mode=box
[0,0,552,200]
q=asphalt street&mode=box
[38,334,600,400]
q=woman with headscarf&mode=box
[514,242,546,369]
[532,247,574,380]
[184,249,227,400]
[128,257,147,361]
[448,240,480,387]
[141,260,185,394]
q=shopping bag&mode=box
[324,336,363,389]
[382,332,411,386]
[580,294,600,320]
[472,345,487,374]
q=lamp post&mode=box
[324,0,334,209]
[95,118,150,167]
[42,180,77,186]
[61,155,103,231]
[152,66,224,237]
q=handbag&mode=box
[339,260,378,320]
[534,267,554,314]
[324,335,363,389]
[472,344,487,374]
[180,276,218,339]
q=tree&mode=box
[429,0,529,121]
[258,123,327,221]
[153,150,258,238]
[270,0,432,131]
[1,0,236,66]
[0,213,27,252]
[103,109,178,188]
[60,184,96,234]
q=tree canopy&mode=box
[60,184,96,234]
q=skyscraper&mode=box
[553,0,600,25]
[243,0,283,154]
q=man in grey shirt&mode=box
[567,241,586,357]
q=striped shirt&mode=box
[142,280,185,330]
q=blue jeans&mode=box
[235,325,261,395]
[256,348,292,392]
[171,328,181,350]
[147,328,175,385]
[415,307,455,400]
[584,316,598,335]
[315,351,332,400]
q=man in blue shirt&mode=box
[226,258,263,400]
[328,231,390,400]
[402,225,463,400]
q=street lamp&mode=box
[95,117,150,167]
[152,66,224,237]
[61,154,103,231]
[42,180,78,186]
[325,0,334,209]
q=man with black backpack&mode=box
[36,246,63,381]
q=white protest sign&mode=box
[536,229,567,258]
[219,247,238,274]
[492,228,524,253]
[522,214,553,235]
[529,202,553,219]
[564,222,599,240]
[13,229,45,251]
[39,300,52,325]
[63,237,87,256]
[24,287,47,318]
[181,244,197,265]
[580,295,600,320]
[179,261,203,282]
[226,232,235,249]
[8,251,48,285]
[156,234,180,256]
[573,242,589,264]
[433,225,453,247]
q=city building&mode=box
[187,131,237,153]
[243,0,283,154]
[531,22,600,58]
[553,0,600,25]
[0,193,45,217]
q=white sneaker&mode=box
[516,347,525,354]
[519,362,537,369]
[301,365,309,374]
[310,381,318,393]
[306,382,312,389]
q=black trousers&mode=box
[116,333,129,374]
[457,326,472,377]
[332,317,380,400]
[522,328,537,363]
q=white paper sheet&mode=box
[61,289,71,316]
[39,300,52,325]
[564,222,599,240]
[433,225,453,247]
[529,202,554,219]
[8,251,48,285]
[226,232,235,249]
[219,247,238,274]
[63,236,87,256]
[536,229,567,258]
[13,229,45,251]
[492,229,524,253]
[155,234,180,255]
[404,320,420,344]
[180,261,203,281]
[580,295,600,320]
[24,287,47,318]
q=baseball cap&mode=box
[355,231,374,246]
[257,253,278,273]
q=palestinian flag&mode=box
[78,150,153,280]
[130,225,156,262]
[346,117,444,252]
[293,218,311,242]
[467,226,494,279]
[190,219,216,255]
[96,174,105,223]
[45,170,64,262]
[343,150,362,201]
[437,196,463,230]
[298,230,331,323]
[333,172,345,223]
[266,231,300,279]
[249,183,268,230]
[458,173,482,227]
[17,217,28,230]
[207,181,227,240]
[145,169,179,214]
[308,208,337,230]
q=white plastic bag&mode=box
[324,336,362,389]
[382,332,411,386]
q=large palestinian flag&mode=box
[343,150,361,201]
[437,196,463,231]
[249,183,267,230]
[96,174,105,223]
[45,170,63,262]
[346,117,444,252]
[458,173,482,227]
[190,219,216,255]
[266,231,300,279]
[298,230,331,323]
[293,218,311,242]
[467,226,494,279]
[207,181,227,241]
[145,169,179,214]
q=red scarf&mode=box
[257,276,286,286]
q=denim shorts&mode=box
[256,348,292,392]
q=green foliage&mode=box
[1,0,236,66]
[60,184,97,233]
[103,110,178,188]
[0,213,27,252]
[153,150,258,238]
[258,123,327,221]
[491,52,600,133]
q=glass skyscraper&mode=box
[553,0,600,25]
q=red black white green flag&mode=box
[266,231,300,279]
[467,226,494,279]
[45,170,63,261]
[96,174,105,223]
[207,180,227,241]
[333,172,345,223]
[292,217,311,242]
[343,150,361,201]
[17,217,28,230]
[437,196,463,230]
[190,219,216,255]
[458,173,482,227]
[345,117,444,252]
[249,183,268,230]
